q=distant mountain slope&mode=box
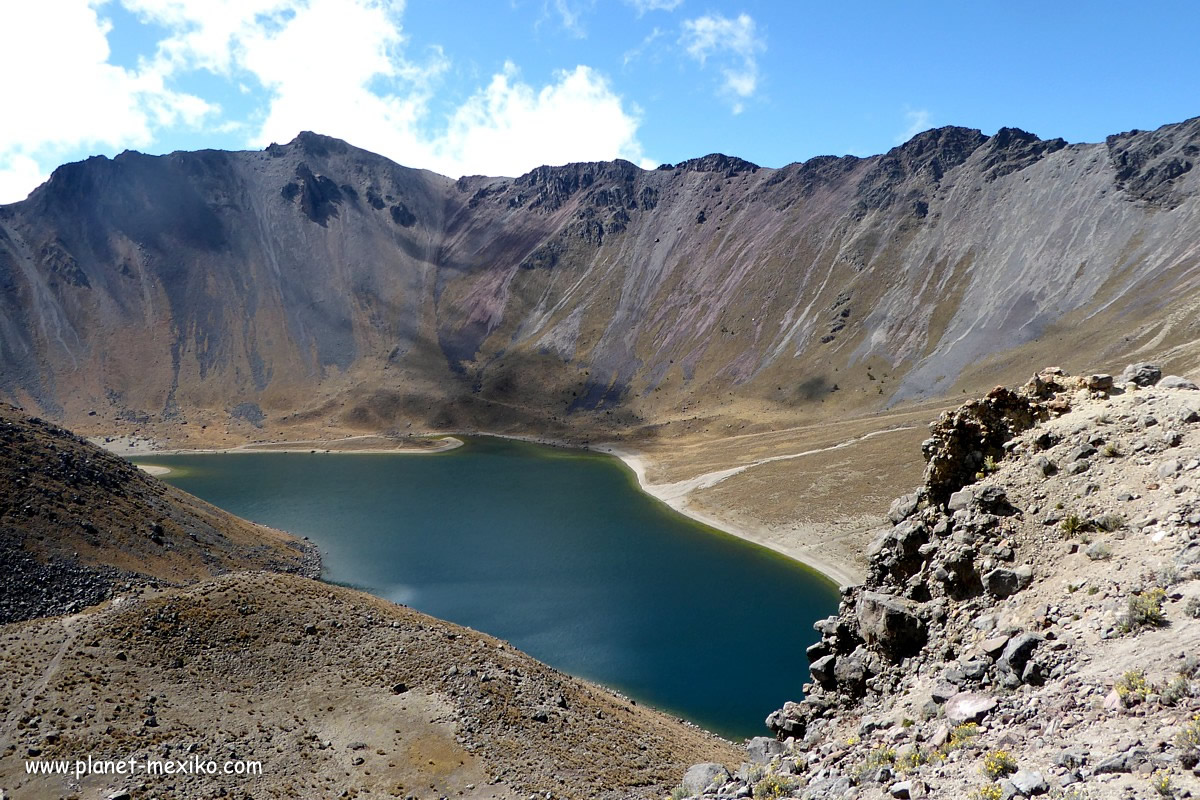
[1,120,1199,441]
[0,403,316,622]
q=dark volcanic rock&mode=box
[0,403,319,623]
[855,591,926,658]
[1107,120,1199,208]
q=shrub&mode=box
[1185,597,1200,620]
[973,784,1004,800]
[1060,514,1087,538]
[853,746,896,782]
[1116,669,1151,706]
[1150,768,1173,797]
[947,723,980,750]
[982,750,1018,779]
[669,786,689,800]
[1183,653,1200,677]
[977,455,1000,479]
[753,774,797,800]
[1177,715,1200,768]
[1157,564,1181,589]
[1101,442,1123,458]
[1122,588,1168,633]
[1162,675,1193,706]
[897,745,942,773]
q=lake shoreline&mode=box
[594,444,856,590]
[114,429,858,590]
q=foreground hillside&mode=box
[0,403,317,623]
[0,406,738,799]
[0,572,738,800]
[674,367,1200,799]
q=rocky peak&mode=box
[1106,117,1200,208]
[855,126,988,217]
[674,153,760,177]
[271,130,354,159]
[977,126,1068,182]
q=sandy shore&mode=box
[137,464,172,476]
[596,444,861,589]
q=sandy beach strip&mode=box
[597,444,862,589]
[137,464,172,476]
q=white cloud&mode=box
[439,63,650,176]
[0,0,650,201]
[626,0,683,14]
[0,155,49,207]
[622,27,665,67]
[0,0,213,203]
[135,0,646,177]
[679,13,764,114]
[544,0,593,38]
[897,108,932,143]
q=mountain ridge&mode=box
[2,116,1199,562]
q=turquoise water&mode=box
[139,436,837,739]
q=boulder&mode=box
[1066,444,1096,461]
[997,633,1041,675]
[765,701,806,738]
[809,654,837,688]
[1010,770,1048,796]
[983,566,1032,598]
[833,647,871,690]
[1094,748,1148,774]
[888,493,920,523]
[682,762,729,794]
[960,658,989,681]
[856,592,927,657]
[944,691,997,724]
[805,641,830,661]
[981,634,1010,658]
[947,489,975,512]
[930,681,958,703]
[1021,660,1046,686]
[1159,375,1199,390]
[1119,363,1162,387]
[746,736,786,764]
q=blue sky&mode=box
[1,0,1198,203]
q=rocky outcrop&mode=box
[674,365,1200,799]
[0,403,318,623]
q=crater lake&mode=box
[137,436,838,738]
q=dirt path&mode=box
[1,613,81,744]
